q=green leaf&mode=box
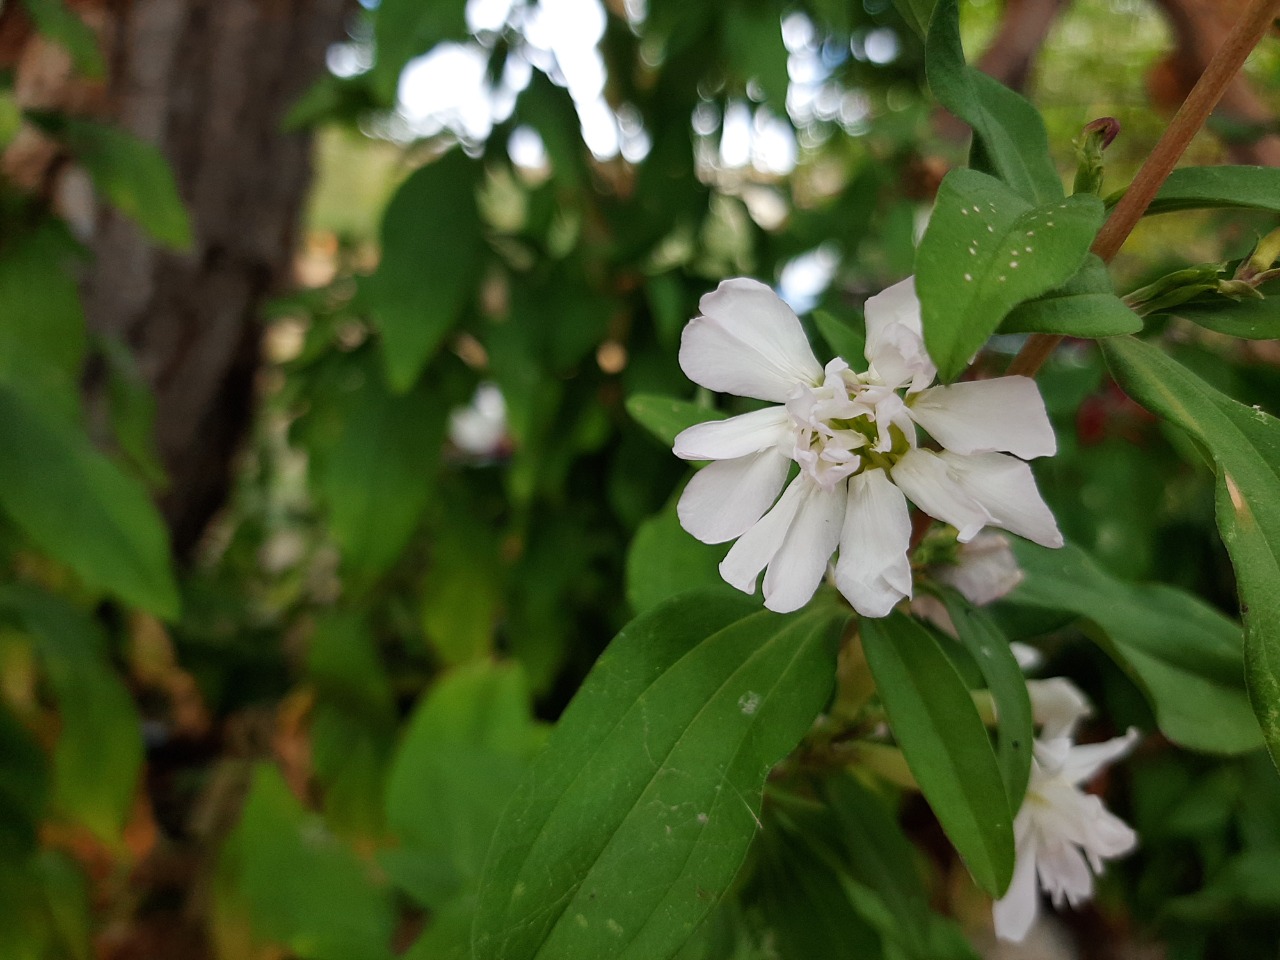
[1101,335,1279,765]
[892,0,938,39]
[626,394,726,448]
[625,489,733,614]
[0,385,179,618]
[860,612,1014,897]
[366,150,485,391]
[1171,295,1280,340]
[916,169,1103,381]
[97,336,166,487]
[814,309,867,367]
[0,703,48,859]
[311,359,445,588]
[1007,538,1262,755]
[19,0,104,78]
[1000,255,1142,337]
[307,614,395,840]
[385,661,543,908]
[1127,165,1280,217]
[371,0,468,104]
[941,593,1034,809]
[723,7,789,106]
[0,221,87,419]
[0,587,143,842]
[750,808,885,960]
[216,765,395,960]
[820,775,936,957]
[421,521,503,665]
[925,0,1061,205]
[472,593,845,960]
[41,117,192,250]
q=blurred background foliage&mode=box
[1,0,1280,957]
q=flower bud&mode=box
[1073,117,1120,196]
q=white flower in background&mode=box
[993,679,1140,943]
[912,531,1027,635]
[673,277,1062,615]
[448,382,508,458]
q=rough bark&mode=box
[79,0,349,556]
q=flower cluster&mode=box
[673,277,1062,616]
[994,678,1139,942]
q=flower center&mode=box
[786,360,917,490]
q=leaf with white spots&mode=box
[916,169,1103,382]
[472,593,846,960]
[1101,336,1280,770]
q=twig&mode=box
[1005,0,1280,378]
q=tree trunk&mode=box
[74,0,349,557]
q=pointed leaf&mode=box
[1129,165,1280,216]
[916,169,1102,381]
[43,117,192,250]
[19,0,104,78]
[1008,537,1261,755]
[1101,335,1279,765]
[366,150,485,391]
[941,593,1034,808]
[1171,296,1280,340]
[472,593,845,960]
[860,612,1014,897]
[0,386,179,617]
[925,0,1061,204]
[0,587,143,842]
[626,394,726,448]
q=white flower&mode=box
[912,531,1026,634]
[448,382,508,458]
[672,276,1062,615]
[993,679,1139,943]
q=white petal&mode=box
[1036,838,1094,908]
[1026,678,1092,741]
[680,278,823,402]
[936,532,1023,606]
[890,449,992,542]
[940,452,1063,548]
[760,482,845,612]
[673,406,792,461]
[835,468,913,618]
[1011,641,1043,672]
[993,829,1041,943]
[1063,727,1140,786]
[863,277,937,392]
[719,474,807,595]
[908,377,1056,459]
[677,451,790,544]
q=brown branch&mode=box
[1005,0,1280,378]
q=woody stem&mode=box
[1005,0,1280,379]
